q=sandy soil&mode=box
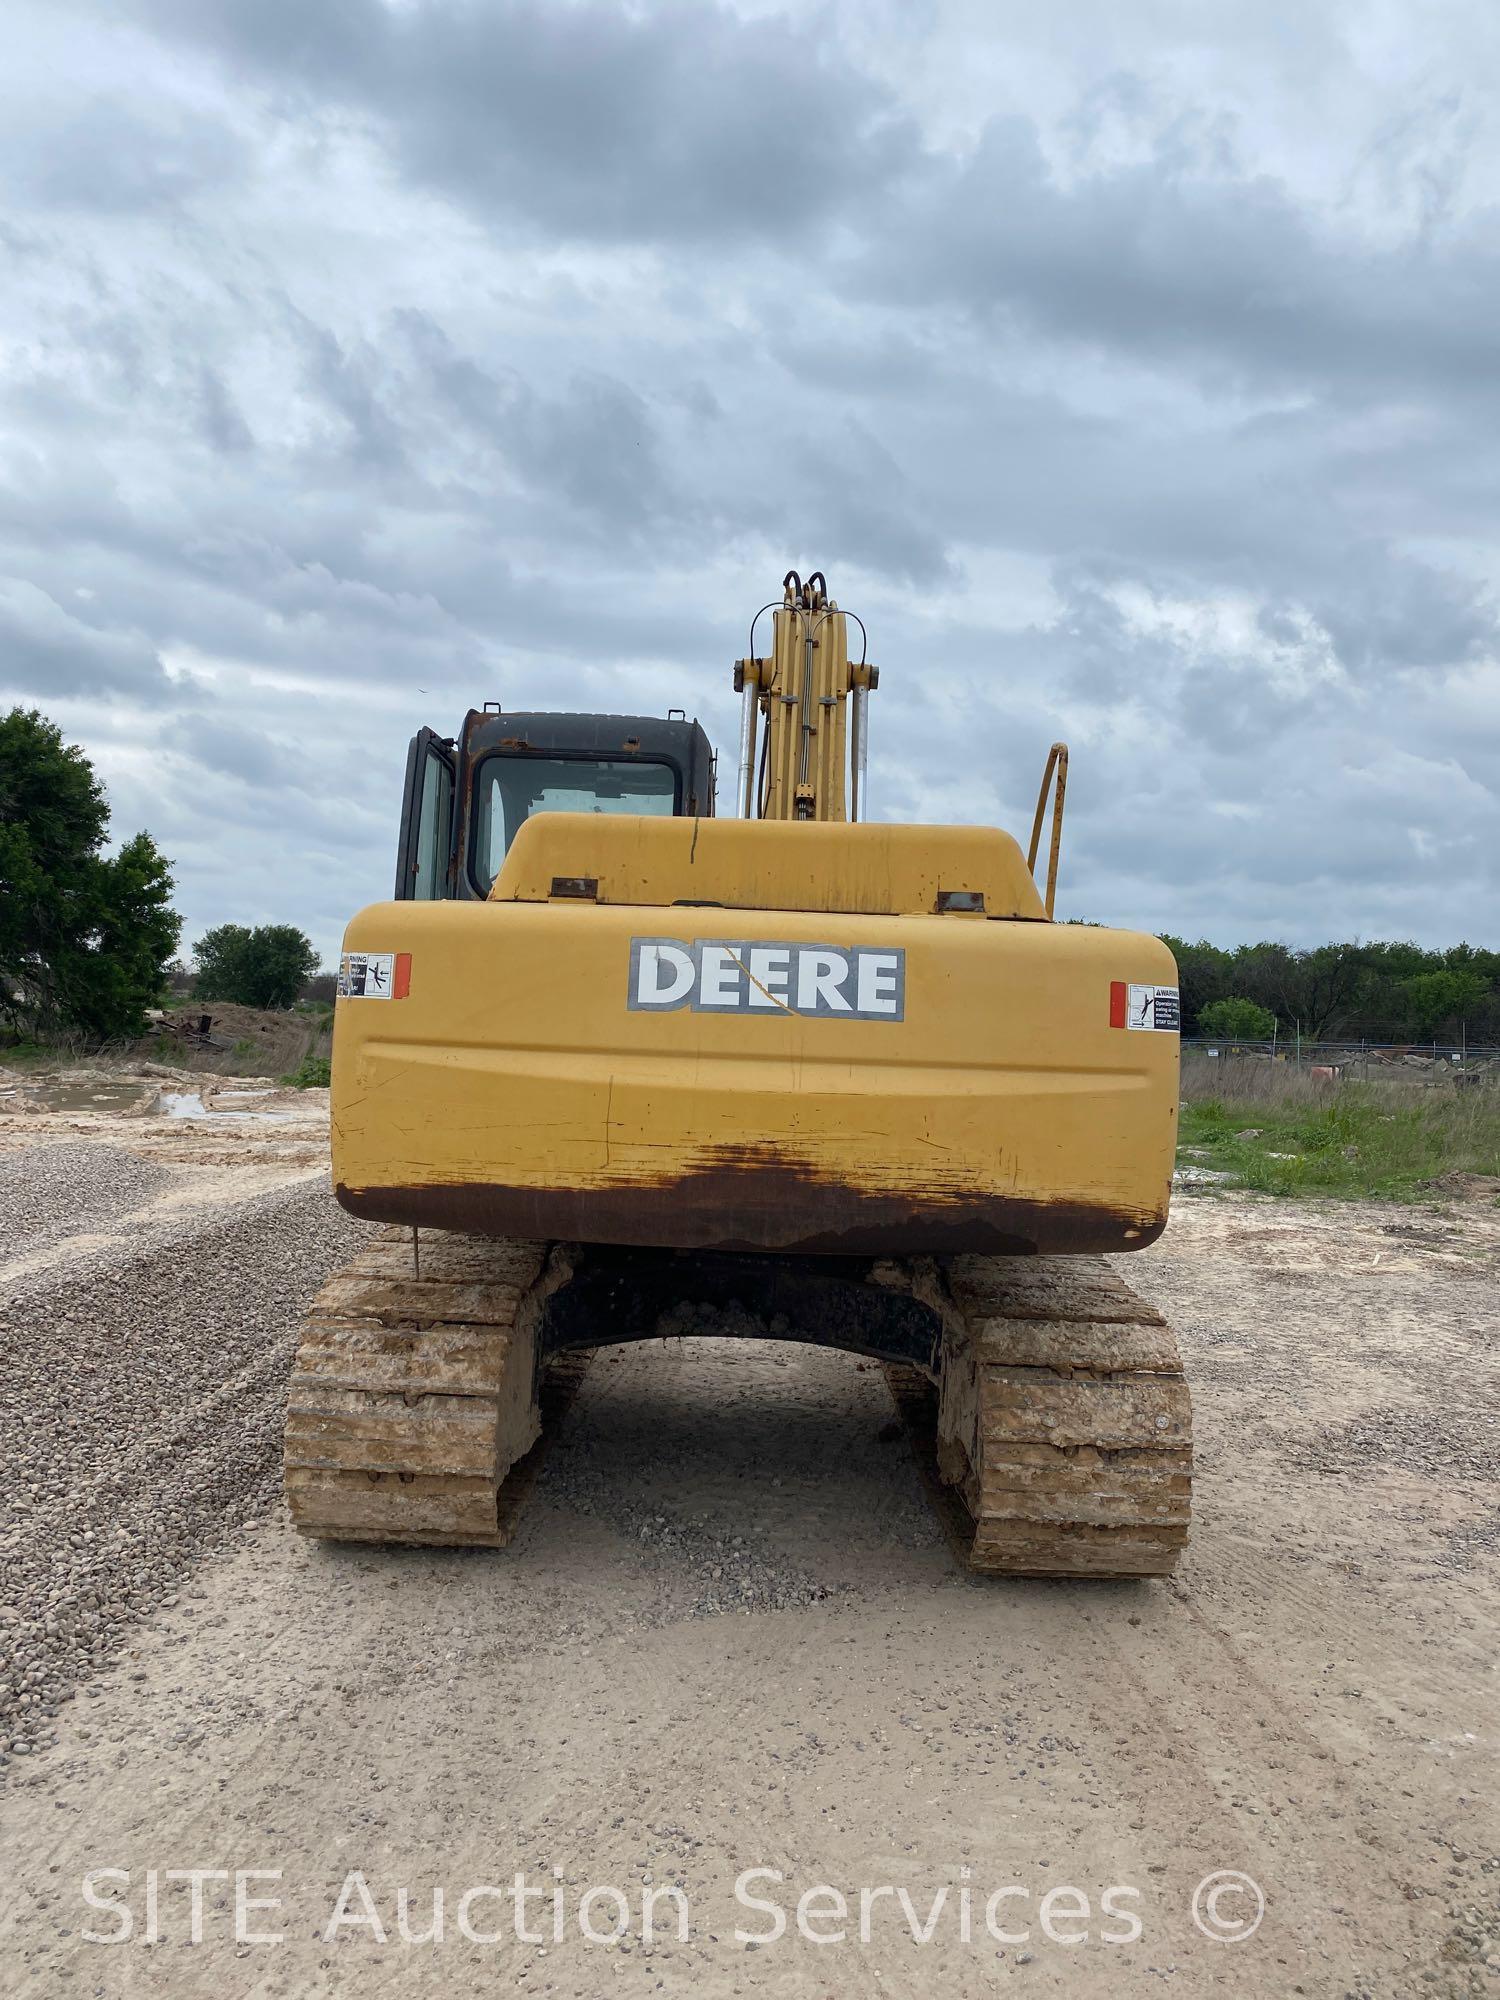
[0,1062,330,1170]
[0,1079,1496,1998]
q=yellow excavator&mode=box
[285,573,1191,1576]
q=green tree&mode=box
[1159,934,1499,1043]
[0,708,180,1040]
[194,923,319,1009]
[1197,996,1278,1042]
[1401,968,1489,1040]
[1158,936,1233,1035]
[1232,941,1362,1040]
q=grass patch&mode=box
[1179,1058,1500,1200]
[0,1039,60,1069]
[280,1054,332,1089]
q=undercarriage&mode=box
[285,1228,1191,1578]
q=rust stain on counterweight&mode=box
[337,1142,1165,1257]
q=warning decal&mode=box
[338,951,411,1000]
[1109,981,1180,1032]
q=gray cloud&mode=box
[167,714,313,791]
[1311,547,1498,676]
[0,578,172,702]
[147,0,923,242]
[7,96,249,213]
[195,365,256,454]
[851,115,1500,403]
[0,0,1495,959]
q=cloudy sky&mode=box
[4,0,1498,961]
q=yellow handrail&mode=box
[1026,742,1069,919]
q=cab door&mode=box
[394,728,456,899]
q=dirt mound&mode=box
[1421,1170,1500,1201]
[134,1002,330,1077]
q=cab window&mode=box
[412,748,453,899]
[472,755,679,889]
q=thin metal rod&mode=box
[850,685,868,821]
[797,617,815,796]
[1027,742,1069,919]
[1045,747,1067,918]
[737,677,760,818]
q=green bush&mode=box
[1197,996,1277,1042]
[281,1054,332,1089]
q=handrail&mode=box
[1026,741,1069,919]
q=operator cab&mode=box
[395,709,717,901]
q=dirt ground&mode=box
[0,1075,1496,1998]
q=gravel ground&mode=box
[0,1142,173,1258]
[1144,1192,1500,1579]
[0,1119,1497,1997]
[0,1150,364,1763]
[549,1339,941,1621]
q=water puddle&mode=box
[4,1082,154,1114]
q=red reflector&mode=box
[393,952,412,1000]
[1109,980,1126,1029]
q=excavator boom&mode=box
[735,570,874,822]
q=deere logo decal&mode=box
[629,938,904,1020]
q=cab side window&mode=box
[413,748,453,899]
[395,729,455,899]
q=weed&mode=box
[0,1039,57,1069]
[1179,1056,1500,1200]
[281,1054,332,1089]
